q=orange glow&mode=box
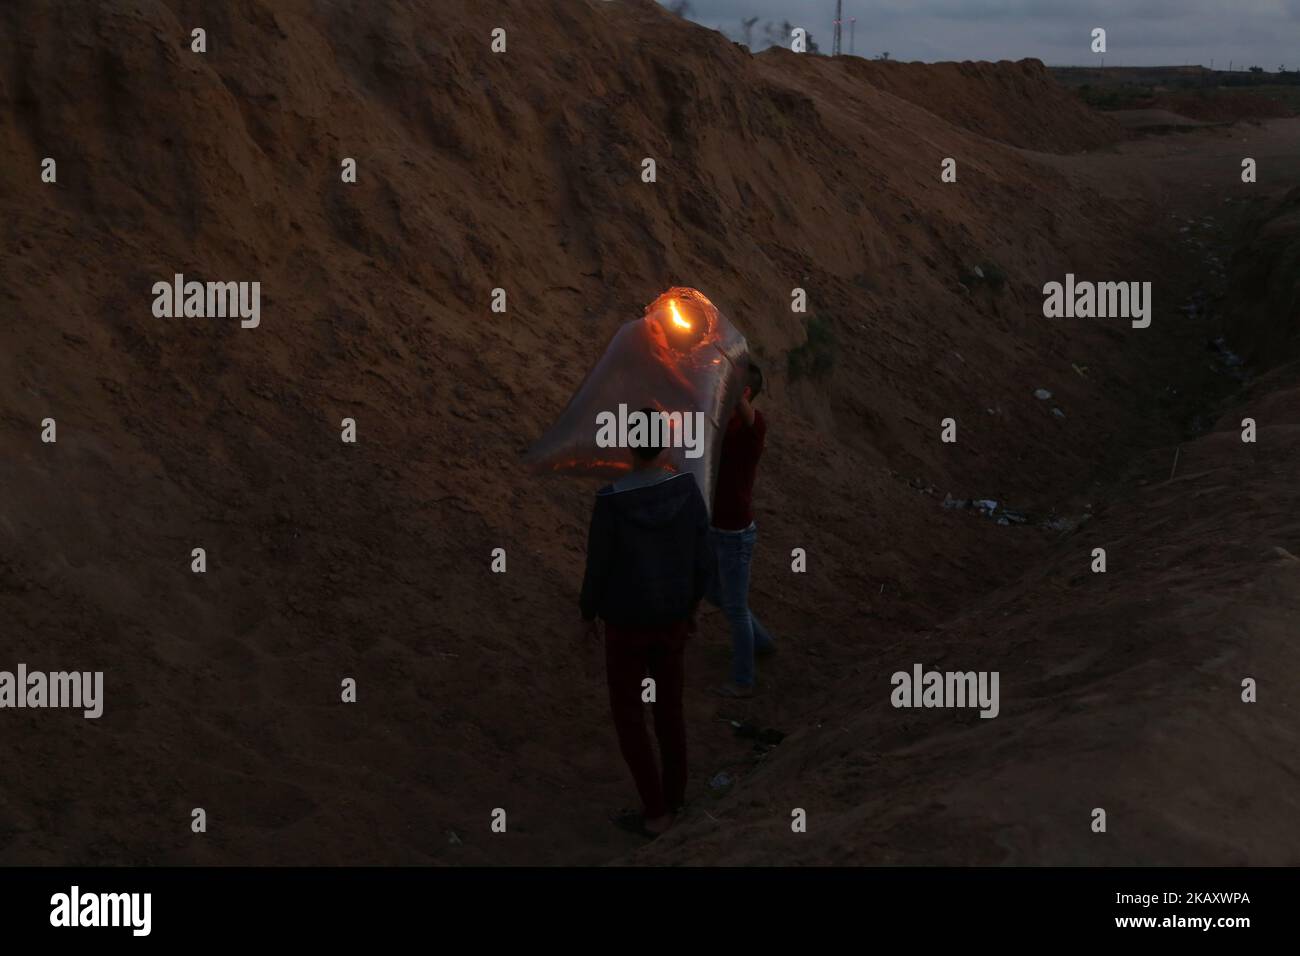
[669,300,691,331]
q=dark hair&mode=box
[746,360,763,398]
[633,406,664,462]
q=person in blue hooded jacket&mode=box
[580,408,713,839]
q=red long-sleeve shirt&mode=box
[711,409,766,531]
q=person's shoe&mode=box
[643,814,673,836]
[715,681,755,699]
[611,810,670,840]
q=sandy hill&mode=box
[644,179,1300,865]
[837,56,1119,151]
[1,0,1293,864]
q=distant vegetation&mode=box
[664,4,822,54]
[787,316,836,382]
[1053,66,1300,119]
[1075,83,1154,111]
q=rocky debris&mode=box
[959,262,1007,291]
[733,721,786,754]
[1208,336,1246,380]
[1040,512,1092,534]
[943,494,1089,532]
[908,476,940,497]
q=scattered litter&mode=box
[908,476,939,496]
[945,494,1086,533]
[1034,388,1052,400]
[709,772,733,791]
[733,721,786,755]
[958,263,1006,290]
[1208,336,1244,377]
[1041,513,1091,534]
[1051,407,1066,419]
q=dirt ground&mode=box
[1,0,1297,865]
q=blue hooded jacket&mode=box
[580,469,713,628]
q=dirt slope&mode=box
[644,121,1300,865]
[837,56,1121,152]
[1228,186,1300,364]
[1,0,1291,865]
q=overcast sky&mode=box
[663,0,1300,69]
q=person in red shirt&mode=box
[708,361,775,697]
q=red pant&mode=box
[604,622,688,819]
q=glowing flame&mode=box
[669,300,691,331]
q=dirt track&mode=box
[1,0,1297,865]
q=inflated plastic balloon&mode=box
[526,287,750,515]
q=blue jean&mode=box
[707,522,774,687]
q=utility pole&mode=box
[833,0,842,57]
[850,17,856,56]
